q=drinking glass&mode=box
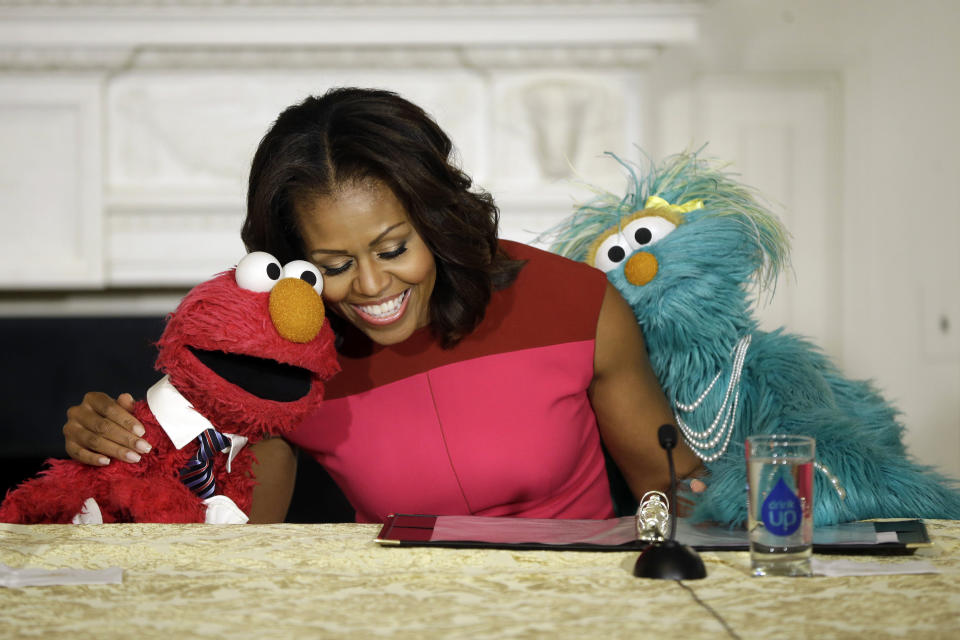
[747,434,815,577]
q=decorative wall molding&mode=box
[0,0,703,292]
[0,1,702,48]
[462,46,658,69]
[0,0,700,5]
[0,77,104,289]
[0,48,133,72]
[0,0,702,11]
[107,210,248,286]
[0,45,658,72]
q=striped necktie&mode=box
[179,428,231,499]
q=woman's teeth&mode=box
[357,291,406,319]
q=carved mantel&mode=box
[0,0,704,296]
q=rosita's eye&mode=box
[282,260,324,295]
[622,216,676,251]
[592,232,631,273]
[235,252,282,292]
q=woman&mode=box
[62,87,702,523]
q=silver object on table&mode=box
[636,490,671,542]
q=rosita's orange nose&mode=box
[268,278,325,343]
[625,252,658,286]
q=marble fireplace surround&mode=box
[0,1,703,291]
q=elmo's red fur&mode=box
[0,253,339,523]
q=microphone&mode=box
[657,424,679,544]
[658,423,678,450]
[633,424,707,580]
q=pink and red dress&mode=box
[287,241,615,523]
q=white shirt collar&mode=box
[146,375,248,472]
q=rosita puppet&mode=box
[548,150,960,526]
[0,252,339,524]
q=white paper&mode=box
[875,531,901,543]
[811,557,939,577]
[0,564,123,588]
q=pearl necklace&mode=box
[671,335,850,501]
[673,335,752,462]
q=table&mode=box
[2,520,959,639]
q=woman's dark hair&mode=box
[241,86,524,348]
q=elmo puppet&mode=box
[0,252,339,524]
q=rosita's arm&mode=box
[588,282,703,500]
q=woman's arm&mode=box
[247,438,298,523]
[589,282,703,499]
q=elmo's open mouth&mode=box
[188,347,312,402]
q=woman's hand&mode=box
[677,474,708,517]
[63,392,152,466]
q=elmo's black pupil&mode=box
[608,246,626,263]
[635,228,652,245]
[300,271,317,286]
[266,263,281,280]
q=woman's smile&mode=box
[350,289,411,325]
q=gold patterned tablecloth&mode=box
[2,520,959,639]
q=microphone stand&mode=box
[633,424,707,580]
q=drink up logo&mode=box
[761,477,803,536]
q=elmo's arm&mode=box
[589,283,702,501]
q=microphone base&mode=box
[633,539,707,580]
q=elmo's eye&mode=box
[282,260,324,296]
[623,216,676,251]
[593,232,631,273]
[235,252,282,292]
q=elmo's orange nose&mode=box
[269,278,325,343]
[624,252,658,286]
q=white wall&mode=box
[649,0,960,476]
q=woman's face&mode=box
[295,180,437,346]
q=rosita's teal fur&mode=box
[546,149,960,526]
